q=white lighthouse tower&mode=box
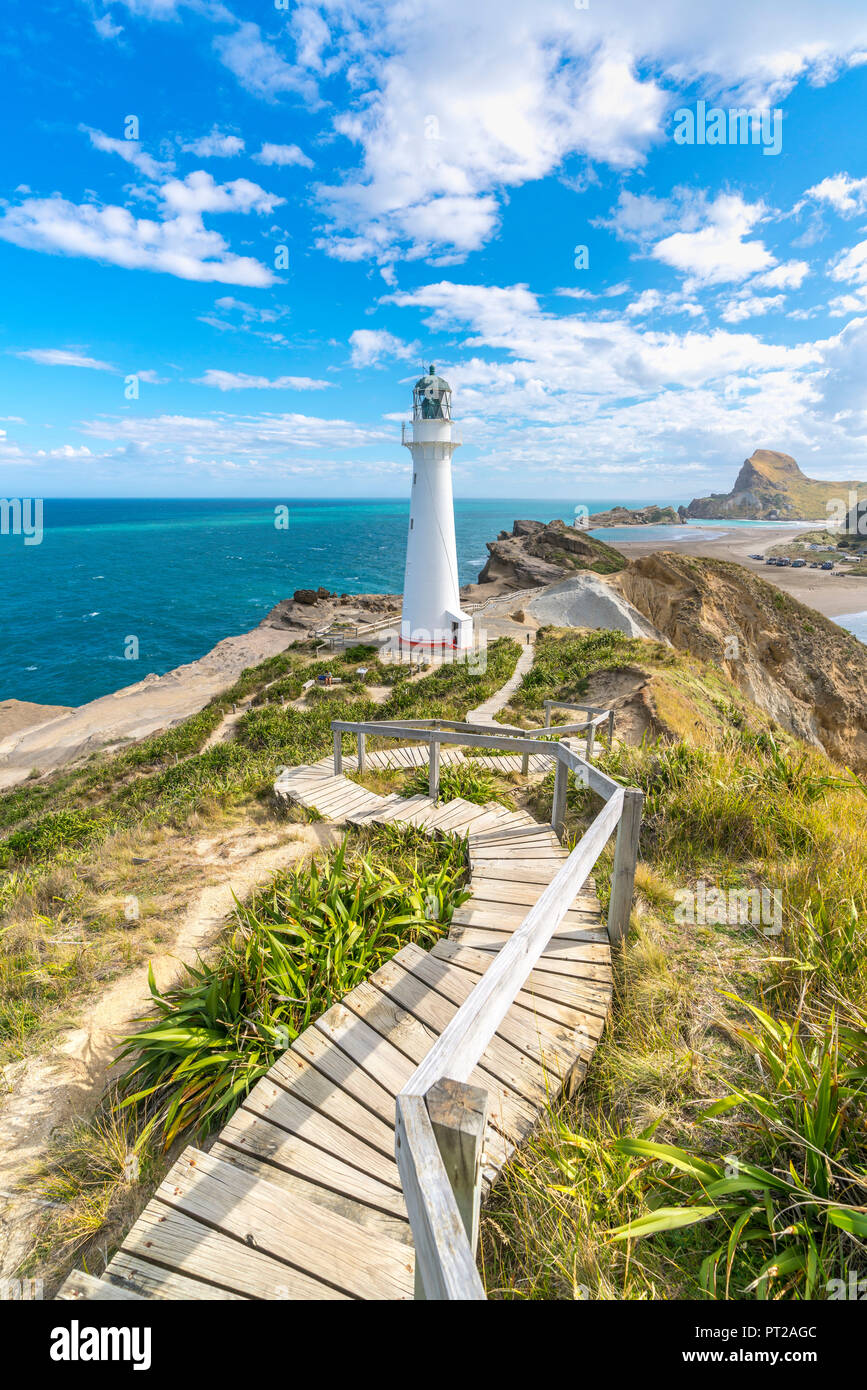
[400,365,472,650]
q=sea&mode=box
[1,498,864,708]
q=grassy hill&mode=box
[4,626,866,1301]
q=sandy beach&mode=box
[611,523,867,620]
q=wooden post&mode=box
[608,709,615,743]
[551,756,568,835]
[414,1078,488,1300]
[357,731,366,776]
[586,719,596,761]
[521,751,530,776]
[544,701,551,729]
[606,787,643,945]
[332,728,342,776]
[429,734,440,801]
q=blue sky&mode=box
[3,0,867,500]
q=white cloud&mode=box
[252,143,313,169]
[349,329,420,368]
[755,260,810,289]
[194,370,333,390]
[0,193,277,287]
[213,22,315,102]
[80,410,393,459]
[830,238,867,288]
[378,277,841,481]
[81,125,170,179]
[181,128,245,158]
[93,13,124,40]
[35,444,94,459]
[625,289,704,318]
[160,171,283,215]
[803,172,867,216]
[15,348,117,371]
[720,293,785,323]
[652,194,775,287]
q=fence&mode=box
[330,715,643,1298]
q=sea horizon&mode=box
[2,495,863,708]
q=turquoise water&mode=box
[3,499,856,707]
[837,611,867,645]
[0,497,605,706]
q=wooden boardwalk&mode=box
[58,756,611,1302]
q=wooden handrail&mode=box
[326,712,642,1299]
[395,787,630,1299]
[331,718,621,801]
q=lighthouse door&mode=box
[451,620,459,644]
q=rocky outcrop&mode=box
[583,505,684,528]
[684,449,867,521]
[478,518,625,589]
[260,591,400,637]
[617,551,867,770]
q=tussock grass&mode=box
[483,640,867,1301]
[116,826,470,1147]
[21,1089,166,1296]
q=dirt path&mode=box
[0,820,338,1280]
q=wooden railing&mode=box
[330,716,643,1298]
[544,697,615,753]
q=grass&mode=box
[20,1089,165,1294]
[0,636,520,1055]
[405,759,513,808]
[115,826,470,1148]
[498,628,673,727]
[481,637,867,1301]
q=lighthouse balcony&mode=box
[401,420,462,447]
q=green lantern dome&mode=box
[412,363,452,420]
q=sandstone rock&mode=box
[617,551,867,770]
[684,449,867,521]
[584,504,684,527]
[477,518,625,589]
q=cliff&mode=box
[682,449,867,520]
[617,551,867,770]
[477,518,626,589]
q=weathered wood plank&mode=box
[403,790,623,1096]
[102,1253,250,1301]
[123,1200,345,1300]
[239,1076,401,1189]
[58,1271,146,1301]
[155,1149,414,1300]
[431,938,612,1016]
[211,1119,412,1244]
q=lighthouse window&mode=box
[413,472,416,483]
[410,518,414,529]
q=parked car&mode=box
[810,561,821,568]
[777,558,792,566]
[791,558,807,567]
[766,557,778,565]
[821,561,834,570]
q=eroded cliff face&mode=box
[683,449,867,521]
[617,552,867,770]
[478,518,625,589]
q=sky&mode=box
[2,0,867,501]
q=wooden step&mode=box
[57,1271,147,1301]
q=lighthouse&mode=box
[400,365,472,650]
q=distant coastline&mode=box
[2,500,866,720]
